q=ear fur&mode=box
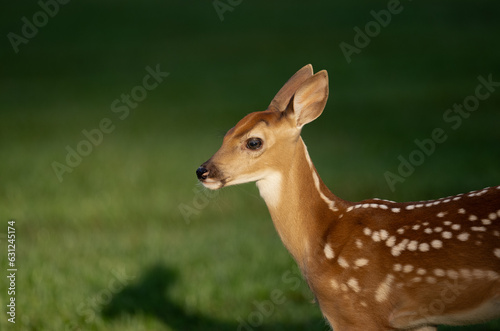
[291,70,328,128]
[268,64,313,112]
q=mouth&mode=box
[196,165,226,190]
[200,178,225,190]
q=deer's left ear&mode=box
[290,70,328,129]
[268,64,313,113]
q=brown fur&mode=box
[198,65,500,330]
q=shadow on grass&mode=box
[101,263,325,331]
[102,263,499,331]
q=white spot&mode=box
[442,231,453,239]
[324,244,334,259]
[419,243,430,252]
[416,268,426,275]
[431,240,443,249]
[471,226,487,232]
[391,239,409,256]
[453,196,461,201]
[451,224,461,231]
[386,236,397,247]
[331,279,339,291]
[372,231,381,242]
[346,206,354,212]
[468,215,478,221]
[494,248,500,259]
[355,239,363,249]
[437,212,448,218]
[397,228,405,235]
[355,258,369,267]
[379,230,389,241]
[425,203,433,207]
[373,198,396,203]
[393,264,402,272]
[360,301,368,307]
[457,232,470,241]
[424,228,433,234]
[426,276,437,284]
[379,204,389,210]
[489,213,498,220]
[434,227,443,232]
[434,269,446,277]
[487,271,500,280]
[375,274,395,303]
[412,277,422,283]
[403,264,414,273]
[495,231,500,237]
[347,278,361,293]
[482,219,492,225]
[497,210,500,217]
[338,257,349,268]
[406,205,415,210]
[447,270,459,279]
[363,228,372,236]
[443,221,452,226]
[443,199,451,203]
[340,284,348,292]
[458,208,466,214]
[476,189,488,196]
[362,203,370,208]
[433,201,441,206]
[412,224,421,230]
[392,208,401,213]
[416,204,424,208]
[460,269,472,279]
[407,240,418,251]
[370,203,379,208]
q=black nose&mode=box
[196,167,209,180]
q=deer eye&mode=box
[246,138,263,150]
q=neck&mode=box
[256,137,347,268]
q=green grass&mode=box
[1,0,500,330]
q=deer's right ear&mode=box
[268,64,313,113]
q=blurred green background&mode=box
[1,0,500,330]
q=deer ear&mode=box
[268,64,313,112]
[291,70,328,128]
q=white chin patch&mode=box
[202,179,224,190]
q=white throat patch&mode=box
[256,171,283,209]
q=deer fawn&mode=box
[196,64,500,330]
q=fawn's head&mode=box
[196,64,329,190]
